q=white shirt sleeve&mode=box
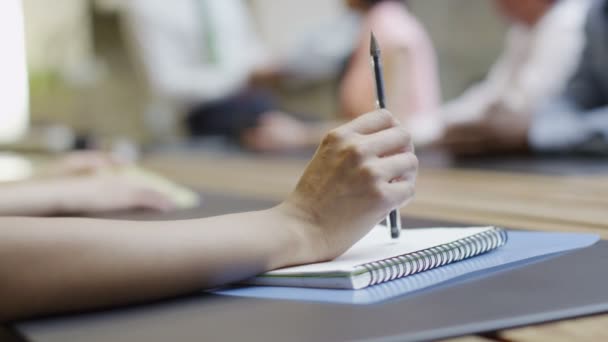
[500,19,586,115]
[441,0,589,125]
[124,0,260,106]
[440,27,524,124]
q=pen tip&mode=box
[370,31,380,56]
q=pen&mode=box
[370,31,401,240]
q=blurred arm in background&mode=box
[247,0,440,152]
[339,0,441,125]
[0,151,180,216]
[123,0,320,151]
[0,173,175,216]
[434,0,591,155]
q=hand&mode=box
[281,110,418,262]
[249,63,283,87]
[439,106,530,156]
[241,111,313,152]
[41,151,128,178]
[55,173,176,214]
[407,114,445,148]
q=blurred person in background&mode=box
[0,0,179,216]
[339,0,441,128]
[123,0,306,149]
[244,0,442,151]
[530,0,608,154]
[428,0,591,155]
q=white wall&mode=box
[409,0,507,100]
[0,0,29,143]
[251,0,347,53]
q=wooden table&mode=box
[141,151,608,342]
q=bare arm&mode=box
[0,110,418,321]
[0,175,175,216]
[0,209,314,321]
[339,43,429,123]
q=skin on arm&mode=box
[339,40,379,121]
[0,110,417,321]
[339,29,427,124]
[240,112,340,152]
[438,104,531,156]
[36,151,128,178]
[0,174,176,217]
[0,150,178,216]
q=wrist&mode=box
[268,198,328,268]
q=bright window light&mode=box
[0,0,29,144]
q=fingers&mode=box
[372,152,418,210]
[369,152,418,182]
[62,151,128,175]
[381,181,416,208]
[323,112,412,163]
[361,125,413,157]
[129,189,176,212]
[338,109,398,136]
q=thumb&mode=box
[129,189,177,212]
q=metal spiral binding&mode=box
[360,227,508,287]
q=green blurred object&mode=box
[28,70,64,98]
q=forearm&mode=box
[0,109,418,323]
[0,180,66,216]
[0,205,316,321]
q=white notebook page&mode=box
[265,226,493,276]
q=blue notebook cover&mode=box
[214,231,599,305]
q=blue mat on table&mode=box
[214,231,599,305]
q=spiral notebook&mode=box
[247,226,507,290]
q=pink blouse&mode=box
[339,2,441,122]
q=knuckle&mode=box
[407,153,419,170]
[341,142,366,162]
[376,109,395,125]
[400,184,416,203]
[395,126,412,144]
[322,129,345,146]
[369,182,388,202]
[322,127,348,145]
[359,163,380,181]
